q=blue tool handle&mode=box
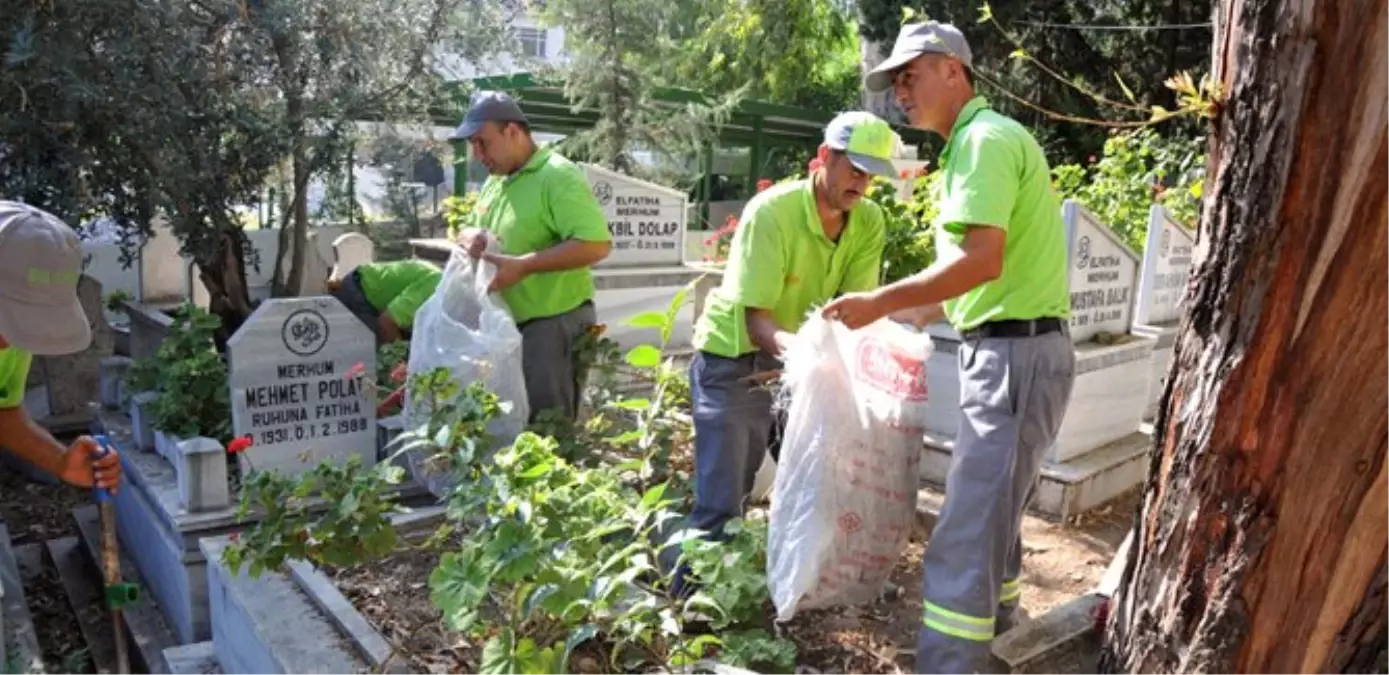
[91,434,114,502]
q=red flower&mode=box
[756,178,774,192]
[914,167,929,178]
[345,362,365,378]
[1088,155,1098,164]
[899,168,911,179]
[226,435,253,455]
[389,362,408,384]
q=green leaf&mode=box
[1009,48,1028,60]
[523,584,559,620]
[1150,105,1171,121]
[640,482,668,510]
[623,311,667,330]
[612,398,651,412]
[561,624,599,674]
[624,344,662,369]
[977,2,993,23]
[1189,181,1204,199]
[481,629,517,674]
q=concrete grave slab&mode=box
[1133,205,1196,420]
[227,296,376,477]
[202,536,366,674]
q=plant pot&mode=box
[128,391,159,451]
[173,436,230,512]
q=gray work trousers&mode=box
[917,330,1075,674]
[518,301,597,424]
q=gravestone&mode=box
[331,233,375,282]
[1133,205,1196,419]
[34,275,115,418]
[1135,205,1195,327]
[584,164,688,268]
[1062,201,1141,343]
[227,297,376,476]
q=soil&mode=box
[323,487,1137,674]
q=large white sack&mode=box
[768,314,932,621]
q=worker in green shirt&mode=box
[329,259,442,345]
[449,91,613,423]
[827,21,1076,674]
[661,111,900,591]
[0,202,123,493]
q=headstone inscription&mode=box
[227,297,376,476]
[1135,205,1196,326]
[1062,200,1141,343]
[584,164,688,268]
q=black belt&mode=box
[961,317,1065,341]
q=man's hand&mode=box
[454,227,490,259]
[57,436,122,493]
[822,290,890,330]
[482,252,531,293]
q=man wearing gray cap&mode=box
[449,91,613,424]
[823,20,1074,674]
[0,202,123,493]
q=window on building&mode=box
[514,27,547,58]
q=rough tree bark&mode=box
[1101,0,1387,672]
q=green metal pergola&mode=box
[440,73,927,227]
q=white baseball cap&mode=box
[0,202,91,355]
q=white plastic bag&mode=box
[768,313,933,622]
[403,247,529,496]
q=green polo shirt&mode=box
[0,347,32,409]
[693,179,885,358]
[933,96,1070,331]
[356,259,442,330]
[470,146,612,324]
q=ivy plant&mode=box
[124,303,232,440]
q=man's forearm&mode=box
[0,408,65,476]
[519,240,611,275]
[746,309,792,357]
[890,303,945,328]
[877,255,997,315]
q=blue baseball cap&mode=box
[450,91,530,140]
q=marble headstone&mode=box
[331,233,375,281]
[1135,205,1195,327]
[1062,200,1141,343]
[227,297,376,476]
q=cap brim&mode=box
[0,294,91,356]
[865,50,922,92]
[845,152,898,178]
[448,118,484,140]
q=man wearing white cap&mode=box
[0,202,123,493]
[823,21,1075,674]
[661,111,901,592]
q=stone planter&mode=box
[174,437,231,513]
[155,429,180,462]
[128,391,159,451]
[99,356,133,410]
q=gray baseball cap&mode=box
[0,202,91,355]
[865,21,973,92]
[449,90,530,140]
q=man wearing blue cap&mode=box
[661,111,902,589]
[824,21,1075,674]
[449,91,613,424]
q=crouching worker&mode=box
[0,202,122,492]
[329,259,441,345]
[449,91,613,424]
[659,112,899,589]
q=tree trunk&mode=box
[1101,0,1387,673]
[200,226,256,350]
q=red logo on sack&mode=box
[855,338,928,400]
[838,512,863,534]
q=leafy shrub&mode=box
[1052,128,1204,252]
[125,304,231,440]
